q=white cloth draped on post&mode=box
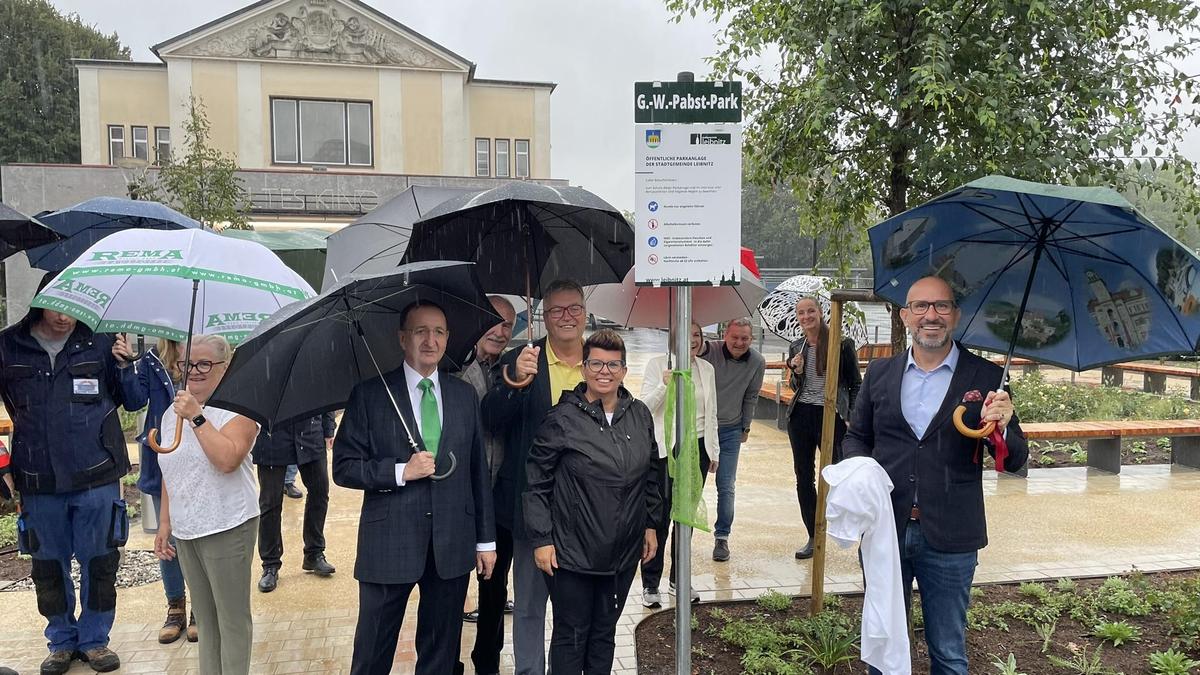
[822,456,911,675]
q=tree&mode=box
[666,0,1200,349]
[131,97,249,230]
[0,0,129,163]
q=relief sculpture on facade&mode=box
[181,0,452,68]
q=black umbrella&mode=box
[0,203,62,261]
[26,197,203,272]
[207,261,502,479]
[401,182,633,386]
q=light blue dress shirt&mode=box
[900,343,960,439]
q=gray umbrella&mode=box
[321,185,478,291]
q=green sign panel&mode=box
[634,81,742,123]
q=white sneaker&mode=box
[642,588,662,608]
[668,581,700,603]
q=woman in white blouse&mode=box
[637,320,719,608]
[153,335,260,675]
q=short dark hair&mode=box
[543,279,584,302]
[583,328,626,362]
[399,300,446,329]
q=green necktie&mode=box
[417,378,440,457]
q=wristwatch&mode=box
[191,413,207,428]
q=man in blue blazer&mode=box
[843,275,1028,675]
[333,301,497,675]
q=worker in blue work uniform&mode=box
[0,302,137,675]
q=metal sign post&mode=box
[634,71,741,675]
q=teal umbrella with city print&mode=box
[31,227,315,451]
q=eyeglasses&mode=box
[905,300,956,316]
[583,359,626,373]
[406,327,449,340]
[176,360,225,374]
[546,304,585,320]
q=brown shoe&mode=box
[187,611,198,642]
[39,650,75,675]
[80,646,120,672]
[158,596,187,644]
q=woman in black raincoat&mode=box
[524,328,663,674]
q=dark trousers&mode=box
[350,543,470,675]
[470,523,514,674]
[548,566,637,675]
[641,439,710,590]
[257,457,329,571]
[788,402,846,539]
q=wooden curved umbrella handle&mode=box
[953,405,996,439]
[503,363,535,389]
[147,415,184,454]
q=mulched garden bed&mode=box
[636,570,1200,674]
[1015,438,1173,469]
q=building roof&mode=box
[72,59,166,70]
[472,78,557,92]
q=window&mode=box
[131,126,148,161]
[495,139,510,178]
[271,98,373,166]
[107,125,124,164]
[154,127,171,164]
[475,138,490,177]
[515,139,530,178]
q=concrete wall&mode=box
[0,163,568,325]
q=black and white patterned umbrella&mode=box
[757,275,870,347]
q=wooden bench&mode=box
[0,419,10,435]
[1100,362,1200,399]
[1021,419,1200,473]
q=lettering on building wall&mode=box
[248,187,380,215]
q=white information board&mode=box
[634,123,742,285]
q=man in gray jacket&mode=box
[699,317,766,562]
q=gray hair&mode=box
[728,317,754,330]
[189,334,231,361]
[488,294,516,315]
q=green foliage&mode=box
[756,589,793,612]
[822,594,843,611]
[119,409,141,434]
[1057,577,1080,593]
[1011,372,1200,423]
[0,513,16,548]
[990,653,1028,675]
[793,611,859,670]
[1020,582,1051,602]
[1095,577,1153,616]
[1148,648,1200,675]
[1034,621,1057,653]
[134,97,248,230]
[1047,645,1121,675]
[0,0,130,164]
[666,0,1200,351]
[121,470,139,487]
[1093,620,1142,646]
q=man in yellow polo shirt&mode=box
[479,279,586,675]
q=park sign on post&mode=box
[634,80,742,286]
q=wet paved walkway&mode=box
[3,330,1200,673]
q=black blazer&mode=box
[332,367,495,585]
[481,337,556,540]
[842,344,1028,553]
[252,412,336,466]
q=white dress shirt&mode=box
[393,362,494,552]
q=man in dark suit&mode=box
[333,301,497,675]
[843,275,1028,675]
[482,279,587,675]
[254,412,338,593]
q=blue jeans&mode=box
[22,483,123,653]
[284,464,298,485]
[151,494,186,600]
[869,521,977,675]
[714,424,744,539]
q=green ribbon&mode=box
[664,369,709,532]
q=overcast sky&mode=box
[47,0,1200,214]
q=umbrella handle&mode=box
[503,364,535,389]
[952,405,996,439]
[430,451,457,481]
[147,416,185,454]
[128,335,148,360]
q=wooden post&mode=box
[810,299,844,616]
